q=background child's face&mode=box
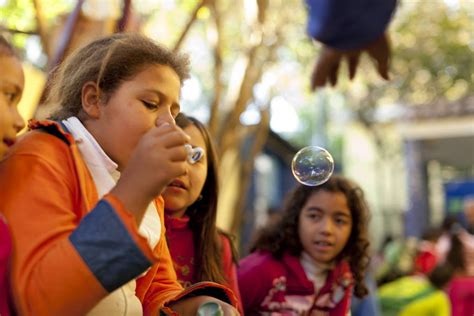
[162,123,208,217]
[85,64,181,170]
[0,55,25,159]
[298,190,352,264]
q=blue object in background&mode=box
[351,272,381,316]
[444,179,474,228]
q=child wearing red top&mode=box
[162,113,242,312]
[239,176,371,315]
[0,34,26,316]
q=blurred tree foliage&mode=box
[0,0,73,53]
[391,0,473,104]
[0,0,69,33]
[1,0,471,109]
[1,0,472,232]
[347,0,473,114]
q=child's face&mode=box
[162,123,208,217]
[0,55,25,159]
[86,64,181,170]
[298,190,352,264]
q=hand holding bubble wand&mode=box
[292,146,334,186]
[154,120,204,165]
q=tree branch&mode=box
[207,0,223,137]
[32,0,50,54]
[116,0,132,32]
[38,0,85,104]
[48,0,86,70]
[0,26,37,35]
[173,0,207,52]
[230,107,270,234]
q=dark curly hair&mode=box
[249,175,370,297]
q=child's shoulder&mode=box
[1,120,76,176]
[238,251,286,290]
[14,120,73,155]
[239,251,285,274]
[217,231,237,263]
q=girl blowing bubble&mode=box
[238,175,370,315]
[0,34,26,316]
[0,33,238,316]
[162,113,243,311]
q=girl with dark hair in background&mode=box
[162,113,242,312]
[238,175,371,315]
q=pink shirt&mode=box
[165,215,242,312]
[0,216,12,316]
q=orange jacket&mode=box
[0,120,237,315]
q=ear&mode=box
[81,81,102,119]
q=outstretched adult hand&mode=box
[310,33,391,90]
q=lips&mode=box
[2,138,15,148]
[315,241,333,246]
[313,240,334,251]
[168,179,187,190]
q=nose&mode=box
[319,217,335,235]
[156,106,176,126]
[12,107,25,133]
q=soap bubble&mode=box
[291,146,334,186]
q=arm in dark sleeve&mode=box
[305,0,397,50]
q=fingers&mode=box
[310,34,392,92]
[159,130,190,149]
[367,33,391,80]
[167,145,188,162]
[311,58,327,90]
[329,60,340,86]
[347,51,361,80]
[148,123,190,147]
[310,46,343,90]
[167,161,187,178]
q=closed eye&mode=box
[4,92,17,104]
[142,100,158,110]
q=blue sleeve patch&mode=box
[70,200,152,292]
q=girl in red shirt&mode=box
[162,113,242,311]
[238,176,371,315]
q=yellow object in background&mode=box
[17,63,46,133]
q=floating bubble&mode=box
[291,146,334,186]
